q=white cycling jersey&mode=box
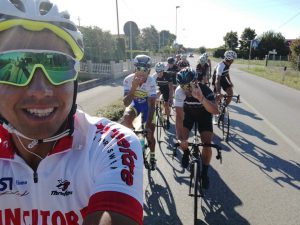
[216,61,230,77]
[123,73,156,104]
[0,110,143,225]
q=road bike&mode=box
[173,123,222,225]
[134,122,151,170]
[216,94,240,142]
[155,96,167,142]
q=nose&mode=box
[27,68,54,98]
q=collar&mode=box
[0,125,73,159]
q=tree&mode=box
[239,27,257,59]
[198,46,206,54]
[290,38,300,70]
[159,30,176,50]
[255,31,290,59]
[138,25,160,52]
[223,31,238,50]
[79,26,115,63]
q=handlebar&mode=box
[174,142,222,163]
[222,94,241,103]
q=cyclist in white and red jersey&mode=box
[121,55,157,170]
[0,0,143,224]
[215,50,237,106]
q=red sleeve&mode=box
[86,191,143,225]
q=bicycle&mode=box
[216,94,240,142]
[134,122,151,170]
[155,95,166,142]
[173,123,222,225]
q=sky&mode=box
[51,0,300,48]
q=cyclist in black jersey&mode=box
[215,50,237,106]
[166,57,180,91]
[196,54,210,85]
[174,68,219,189]
[152,62,173,129]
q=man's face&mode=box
[0,28,74,139]
[135,67,150,84]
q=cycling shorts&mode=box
[183,113,213,133]
[220,76,233,92]
[128,101,156,124]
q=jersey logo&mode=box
[51,179,73,196]
[56,179,70,192]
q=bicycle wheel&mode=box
[156,106,162,141]
[222,108,230,142]
[192,161,201,225]
[143,137,150,170]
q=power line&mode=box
[275,10,300,30]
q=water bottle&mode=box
[139,135,145,151]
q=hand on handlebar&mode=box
[178,139,189,150]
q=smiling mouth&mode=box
[25,108,56,118]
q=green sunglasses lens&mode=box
[136,66,149,72]
[0,51,77,86]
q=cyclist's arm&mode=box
[208,59,212,76]
[123,76,139,107]
[201,95,219,114]
[83,211,139,225]
[215,75,222,94]
[168,81,173,101]
[123,89,136,107]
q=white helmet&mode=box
[0,0,84,60]
[202,52,208,59]
[224,50,237,61]
[155,62,165,72]
[198,55,207,66]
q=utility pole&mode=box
[175,6,180,43]
[116,0,120,37]
[77,17,81,27]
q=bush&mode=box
[96,99,125,122]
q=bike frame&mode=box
[173,123,222,225]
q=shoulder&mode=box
[124,73,134,83]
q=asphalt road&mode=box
[77,56,300,225]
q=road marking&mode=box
[240,97,300,154]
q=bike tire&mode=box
[156,107,162,141]
[223,109,230,142]
[193,161,200,225]
[143,138,150,170]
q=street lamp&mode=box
[175,6,180,43]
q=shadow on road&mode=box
[143,167,183,225]
[199,167,251,225]
[228,128,300,191]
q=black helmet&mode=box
[133,54,152,68]
[176,67,197,85]
[167,57,175,64]
[177,60,189,68]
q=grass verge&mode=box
[240,66,300,91]
[96,98,125,122]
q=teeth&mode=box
[26,108,54,117]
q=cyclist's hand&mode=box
[179,139,188,150]
[216,93,222,103]
[132,75,142,90]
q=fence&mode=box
[79,55,163,81]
